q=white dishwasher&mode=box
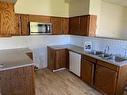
[69,51,81,77]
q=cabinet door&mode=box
[80,15,97,36]
[81,59,94,86]
[62,18,69,34]
[51,17,62,35]
[20,14,30,36]
[80,16,89,36]
[0,66,35,95]
[69,17,80,35]
[88,15,97,36]
[26,52,33,60]
[14,14,21,36]
[48,47,56,70]
[0,2,15,36]
[55,49,68,70]
[95,64,117,95]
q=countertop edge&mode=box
[0,63,35,72]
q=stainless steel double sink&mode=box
[88,51,127,62]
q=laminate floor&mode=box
[35,69,102,95]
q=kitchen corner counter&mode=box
[48,44,127,67]
[0,48,34,71]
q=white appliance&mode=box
[69,51,81,77]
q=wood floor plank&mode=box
[35,69,102,95]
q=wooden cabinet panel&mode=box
[69,17,80,35]
[80,16,89,36]
[0,66,35,95]
[81,59,94,86]
[29,15,50,23]
[0,2,15,36]
[20,14,30,36]
[51,17,62,35]
[69,15,97,36]
[95,64,117,95]
[48,47,69,70]
[88,15,97,36]
[80,15,97,36]
[26,52,33,60]
[14,14,21,36]
[82,55,96,63]
[48,47,56,70]
[62,18,69,34]
[55,49,68,69]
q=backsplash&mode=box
[70,35,127,57]
[0,35,70,69]
[0,35,127,69]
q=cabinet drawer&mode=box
[81,55,96,63]
[97,60,119,72]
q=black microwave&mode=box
[30,22,52,35]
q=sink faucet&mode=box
[104,45,110,54]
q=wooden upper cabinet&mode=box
[14,14,21,36]
[51,17,62,35]
[62,18,69,34]
[20,14,30,36]
[0,2,15,36]
[29,15,50,23]
[69,15,97,36]
[95,64,117,95]
[15,14,30,36]
[80,15,97,36]
[88,15,97,36]
[69,16,80,35]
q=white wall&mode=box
[69,0,90,17]
[0,35,70,69]
[97,1,127,39]
[89,0,102,34]
[15,0,69,17]
[27,35,70,68]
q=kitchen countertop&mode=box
[0,48,34,71]
[48,44,127,67]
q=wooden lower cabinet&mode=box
[48,47,69,70]
[0,66,35,95]
[81,59,94,86]
[95,64,117,95]
[26,52,33,60]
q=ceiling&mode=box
[103,0,127,7]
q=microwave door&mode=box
[46,25,50,33]
[38,24,46,33]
